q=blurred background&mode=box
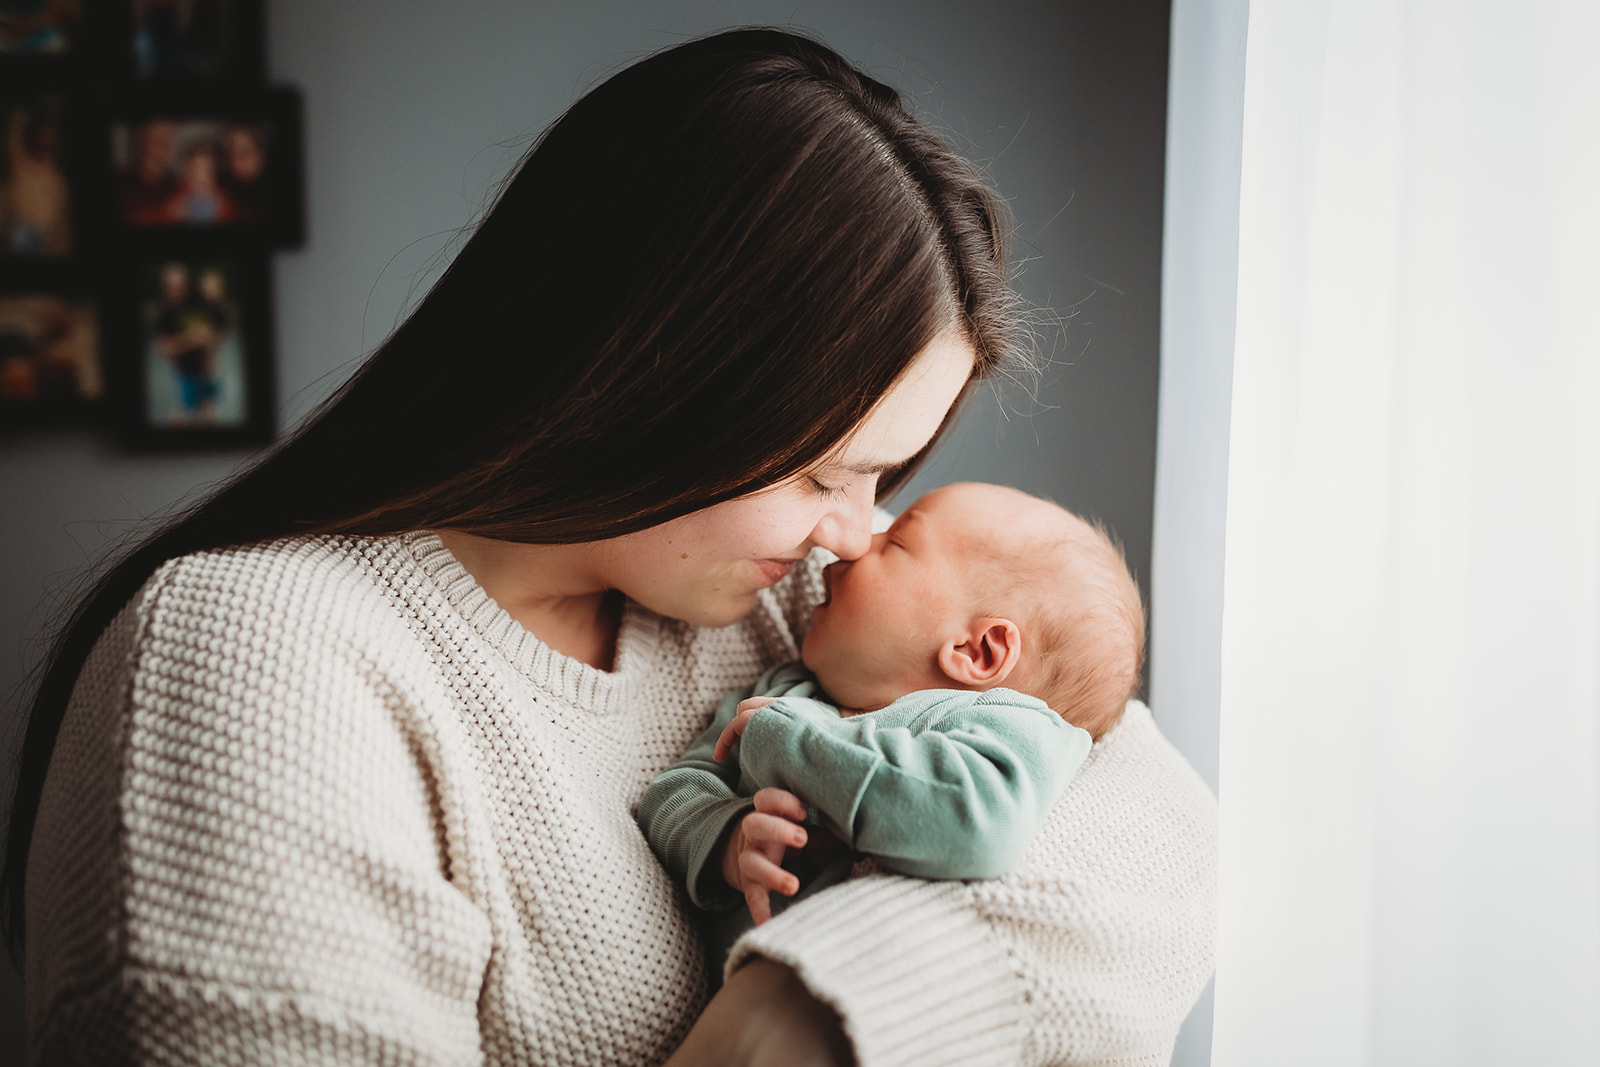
[1,1,1207,1060]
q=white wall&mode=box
[1,1,1183,1057]
[1151,1,1251,1062]
[1154,0,1246,810]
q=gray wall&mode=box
[1,0,1185,1058]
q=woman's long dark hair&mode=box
[2,28,1019,955]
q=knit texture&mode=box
[24,532,1215,1065]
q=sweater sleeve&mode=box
[735,689,1091,879]
[728,703,1219,1067]
[634,683,759,911]
[25,549,494,1067]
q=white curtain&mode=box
[1211,1,1600,1063]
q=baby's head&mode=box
[800,482,1144,738]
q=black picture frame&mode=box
[2,2,292,452]
[0,76,99,264]
[0,268,105,430]
[0,1,91,76]
[103,0,265,84]
[106,84,303,248]
[109,250,272,449]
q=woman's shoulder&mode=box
[100,534,443,711]
[138,534,422,640]
[31,537,492,1050]
[68,532,464,775]
[60,532,461,834]
[150,532,407,593]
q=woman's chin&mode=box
[653,591,762,630]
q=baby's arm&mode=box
[729,688,1094,879]
[636,665,814,911]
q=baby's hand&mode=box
[713,695,779,761]
[721,787,808,925]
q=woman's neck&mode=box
[435,531,623,671]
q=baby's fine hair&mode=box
[992,503,1146,740]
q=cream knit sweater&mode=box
[25,532,1216,1066]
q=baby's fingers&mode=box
[751,787,808,824]
[745,883,774,926]
[740,810,807,852]
[737,846,800,901]
[713,706,761,761]
[714,697,780,760]
[712,721,739,762]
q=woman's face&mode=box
[597,329,976,627]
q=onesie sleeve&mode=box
[25,547,493,1067]
[734,689,1092,879]
[636,662,820,909]
[634,685,756,910]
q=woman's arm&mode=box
[663,958,854,1067]
[726,702,1219,1067]
[26,554,492,1066]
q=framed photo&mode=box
[0,86,85,260]
[112,252,272,448]
[0,283,103,429]
[0,1,85,59]
[109,86,302,246]
[102,0,264,83]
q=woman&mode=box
[5,29,1215,1066]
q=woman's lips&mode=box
[752,557,799,586]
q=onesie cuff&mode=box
[683,796,756,911]
[726,873,1028,1067]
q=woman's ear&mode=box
[938,618,1024,688]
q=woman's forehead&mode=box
[834,330,976,470]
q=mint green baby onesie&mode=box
[637,662,1093,972]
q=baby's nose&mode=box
[822,558,848,601]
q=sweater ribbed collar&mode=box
[399,531,663,716]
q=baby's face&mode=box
[801,483,1031,711]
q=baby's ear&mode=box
[938,618,1023,688]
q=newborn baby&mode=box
[636,481,1145,972]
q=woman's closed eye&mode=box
[806,475,849,499]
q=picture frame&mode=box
[0,1,89,72]
[107,85,303,247]
[0,1,291,452]
[104,0,265,84]
[0,79,96,263]
[109,251,272,449]
[0,272,105,430]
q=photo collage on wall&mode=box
[0,0,300,449]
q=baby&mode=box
[636,481,1145,971]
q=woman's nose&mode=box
[811,479,876,560]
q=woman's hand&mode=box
[662,958,855,1067]
[721,787,808,924]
